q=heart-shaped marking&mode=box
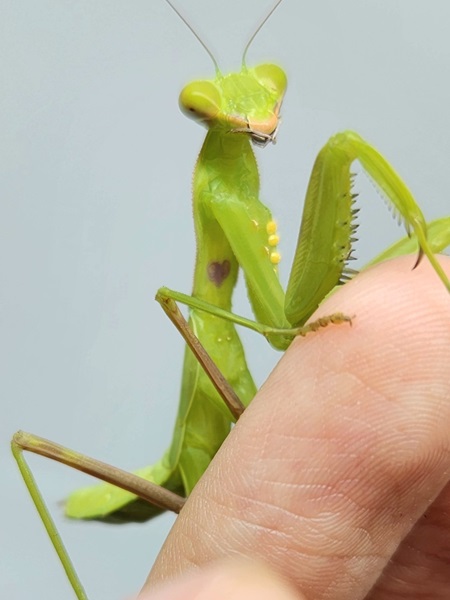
[207,260,230,287]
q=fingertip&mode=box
[139,561,302,600]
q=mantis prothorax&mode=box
[12,1,450,598]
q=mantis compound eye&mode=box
[253,63,287,98]
[179,81,221,123]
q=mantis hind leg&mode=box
[12,430,189,599]
[10,302,253,598]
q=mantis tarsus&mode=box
[8,1,450,600]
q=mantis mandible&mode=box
[11,1,450,599]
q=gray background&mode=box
[2,1,450,598]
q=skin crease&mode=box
[138,254,450,600]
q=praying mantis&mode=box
[5,1,450,600]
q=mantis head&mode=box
[179,63,287,147]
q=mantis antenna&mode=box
[242,0,283,67]
[165,0,283,74]
[164,0,221,75]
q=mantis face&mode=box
[179,63,287,146]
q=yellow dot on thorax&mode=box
[266,220,277,235]
[270,251,281,265]
[268,233,279,246]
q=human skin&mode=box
[139,255,450,600]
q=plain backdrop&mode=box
[2,1,450,598]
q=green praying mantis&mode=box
[11,1,450,598]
